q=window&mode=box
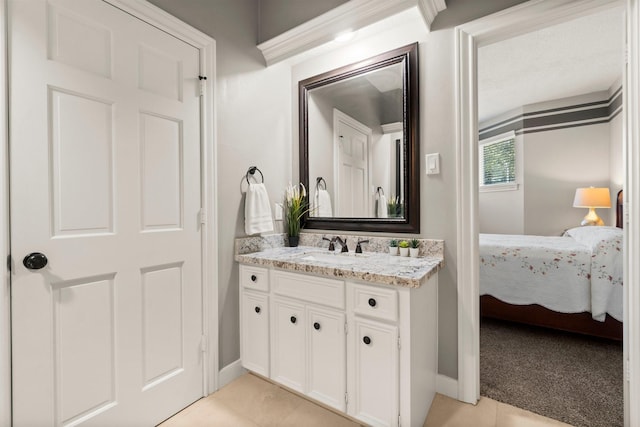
[479,131,516,191]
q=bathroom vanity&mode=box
[236,236,443,427]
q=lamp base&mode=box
[581,207,604,226]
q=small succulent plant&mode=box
[410,238,420,249]
[398,240,410,249]
[389,239,398,247]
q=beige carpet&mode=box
[480,318,623,427]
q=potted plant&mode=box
[389,239,399,256]
[409,239,420,258]
[398,240,410,257]
[387,196,399,218]
[284,182,310,247]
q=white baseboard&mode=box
[436,374,458,400]
[217,359,246,390]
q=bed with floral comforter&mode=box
[480,226,623,322]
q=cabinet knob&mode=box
[254,306,261,314]
[313,322,321,330]
[368,298,377,307]
[290,316,297,324]
[363,336,371,345]
[251,274,257,282]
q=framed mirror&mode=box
[299,43,419,233]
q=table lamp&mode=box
[573,187,611,226]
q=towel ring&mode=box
[316,177,327,190]
[245,166,264,184]
[376,186,384,196]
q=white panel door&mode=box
[334,111,371,217]
[348,318,399,427]
[9,0,204,425]
[271,297,306,392]
[240,291,270,376]
[306,306,346,411]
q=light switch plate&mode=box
[274,203,283,220]
[426,153,440,175]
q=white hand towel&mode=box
[314,189,333,217]
[377,194,388,218]
[244,183,274,235]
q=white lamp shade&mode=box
[573,187,611,208]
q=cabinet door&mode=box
[240,291,269,376]
[271,297,306,392]
[307,306,346,411]
[348,317,399,427]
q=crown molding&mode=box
[418,0,447,27]
[257,0,446,66]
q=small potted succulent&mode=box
[398,240,410,257]
[389,239,399,256]
[409,239,420,258]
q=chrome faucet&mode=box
[334,236,349,253]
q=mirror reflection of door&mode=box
[334,109,372,217]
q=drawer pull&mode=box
[368,298,377,307]
[313,322,321,331]
[251,274,257,282]
[363,336,372,345]
[290,316,297,324]
[254,306,261,314]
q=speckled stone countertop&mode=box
[235,233,444,288]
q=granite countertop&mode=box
[235,245,443,289]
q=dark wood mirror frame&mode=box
[299,43,420,233]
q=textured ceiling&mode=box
[478,7,624,123]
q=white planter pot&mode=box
[399,247,409,257]
[389,246,399,256]
[409,248,420,258]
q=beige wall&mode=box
[258,0,349,42]
[523,123,611,235]
[147,0,293,368]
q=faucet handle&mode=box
[323,236,335,251]
[334,236,348,253]
[355,239,369,254]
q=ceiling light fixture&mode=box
[334,31,355,43]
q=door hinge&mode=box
[198,75,207,96]
[344,322,348,334]
[6,255,11,272]
[200,335,208,353]
[199,208,207,225]
[398,414,401,427]
[344,392,348,405]
[398,334,401,350]
[625,359,630,382]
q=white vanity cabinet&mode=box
[271,270,347,411]
[239,265,270,376]
[345,278,440,427]
[238,264,438,427]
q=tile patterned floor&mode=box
[159,373,572,427]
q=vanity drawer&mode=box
[271,270,344,309]
[349,282,398,322]
[240,265,269,292]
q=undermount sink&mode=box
[294,251,371,265]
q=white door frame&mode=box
[454,2,637,424]
[0,1,219,424]
[625,1,640,425]
[0,1,9,424]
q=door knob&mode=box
[23,252,48,270]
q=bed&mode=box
[480,190,624,340]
